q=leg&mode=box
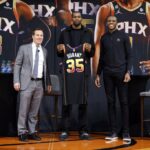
[18,89,33,135]
[116,75,129,134]
[61,104,72,132]
[59,104,72,140]
[116,73,131,142]
[103,74,117,134]
[78,104,90,140]
[28,80,43,134]
[78,104,88,132]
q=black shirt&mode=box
[58,25,95,58]
[69,28,83,47]
[97,30,132,75]
[59,27,83,47]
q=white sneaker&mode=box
[105,133,118,141]
[123,133,131,142]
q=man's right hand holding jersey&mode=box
[57,44,66,54]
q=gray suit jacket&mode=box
[13,43,51,90]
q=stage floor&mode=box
[0,132,149,150]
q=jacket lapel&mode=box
[28,44,33,68]
[42,47,46,65]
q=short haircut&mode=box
[32,28,43,35]
[72,11,82,17]
[107,15,118,22]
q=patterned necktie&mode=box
[32,48,39,78]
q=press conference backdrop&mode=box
[0,0,150,135]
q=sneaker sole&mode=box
[123,138,131,142]
[105,137,118,141]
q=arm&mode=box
[146,1,150,26]
[13,46,24,91]
[84,30,95,58]
[16,0,51,47]
[92,3,111,76]
[16,0,35,21]
[124,34,133,73]
[139,2,150,74]
[97,38,104,76]
[124,34,132,82]
[57,0,72,26]
[45,49,52,93]
[46,50,51,86]
[48,0,72,26]
[57,31,65,57]
[95,38,104,88]
[56,0,70,11]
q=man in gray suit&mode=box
[13,28,51,142]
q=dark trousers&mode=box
[103,72,129,134]
[61,104,88,132]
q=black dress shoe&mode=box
[29,133,41,141]
[79,132,90,140]
[19,134,28,142]
[59,132,69,141]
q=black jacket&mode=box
[97,30,133,75]
[57,25,95,76]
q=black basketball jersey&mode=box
[0,0,18,62]
[111,1,150,75]
[63,44,87,105]
[64,44,85,74]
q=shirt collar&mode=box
[32,42,42,49]
[67,25,87,32]
[107,29,118,35]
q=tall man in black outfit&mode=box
[95,16,132,142]
[57,11,95,140]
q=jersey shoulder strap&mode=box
[146,1,150,26]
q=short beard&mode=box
[73,22,81,27]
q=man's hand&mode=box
[83,43,92,52]
[95,75,101,88]
[14,83,20,91]
[57,44,65,53]
[47,85,52,94]
[123,72,131,83]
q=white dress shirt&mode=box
[32,42,44,78]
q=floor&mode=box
[0,132,149,150]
